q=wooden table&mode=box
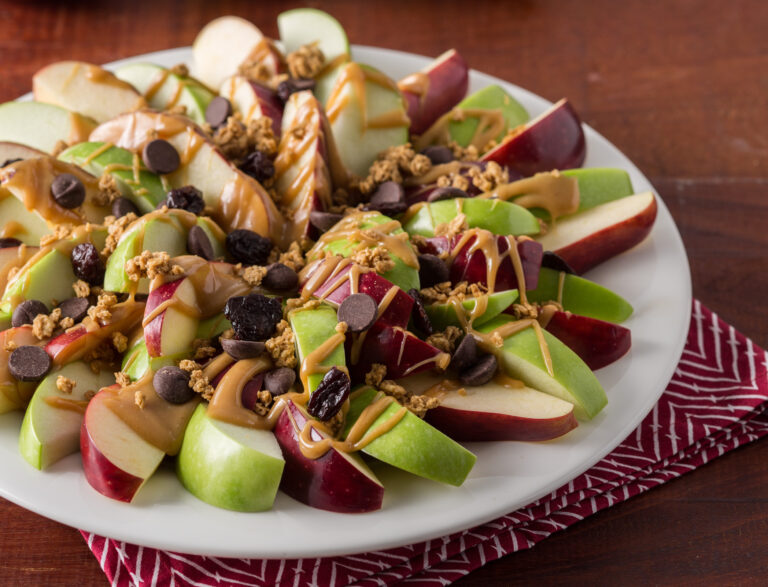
[1,0,767,584]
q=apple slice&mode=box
[278,8,350,66]
[0,189,51,246]
[19,361,115,470]
[535,191,658,274]
[0,142,46,163]
[0,244,38,293]
[425,289,519,331]
[0,102,96,153]
[290,306,346,395]
[0,326,40,413]
[219,76,283,134]
[274,398,384,513]
[143,277,200,358]
[398,49,469,136]
[562,167,634,213]
[192,16,266,90]
[544,310,631,370]
[482,99,586,176]
[33,61,146,123]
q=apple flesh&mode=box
[274,398,384,513]
[0,244,38,293]
[0,142,45,163]
[425,289,519,331]
[482,99,586,176]
[544,311,631,370]
[220,76,283,135]
[0,102,96,153]
[562,167,634,213]
[143,277,200,358]
[290,306,346,395]
[446,84,529,148]
[535,191,658,274]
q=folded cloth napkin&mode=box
[83,300,768,586]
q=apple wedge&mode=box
[0,142,45,163]
[482,99,586,176]
[220,76,283,133]
[33,61,146,123]
[274,398,384,513]
[544,310,631,370]
[425,289,519,331]
[0,244,37,293]
[0,102,96,153]
[143,277,200,358]
[535,191,658,274]
[0,326,40,413]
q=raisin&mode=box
[165,185,205,215]
[239,151,275,183]
[226,229,272,266]
[70,243,105,285]
[307,367,350,421]
[408,289,433,335]
[224,293,282,341]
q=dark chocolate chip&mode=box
[277,78,316,103]
[262,263,298,291]
[308,210,343,233]
[11,299,48,328]
[337,293,378,333]
[153,366,194,404]
[166,185,205,215]
[408,288,433,336]
[263,367,296,396]
[226,229,272,266]
[51,173,86,209]
[1,158,22,168]
[451,335,479,373]
[417,253,450,288]
[459,353,498,386]
[365,181,407,216]
[224,293,282,341]
[70,243,105,285]
[541,251,576,275]
[205,96,232,128]
[239,151,275,183]
[142,139,180,175]
[187,225,215,260]
[427,186,469,203]
[421,145,455,165]
[57,297,90,323]
[221,338,266,360]
[307,366,350,421]
[8,346,51,382]
[0,237,22,248]
[111,196,140,218]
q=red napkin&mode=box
[82,300,768,586]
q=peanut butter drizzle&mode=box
[0,157,110,225]
[206,356,274,428]
[317,53,349,79]
[298,330,347,399]
[0,220,26,239]
[84,64,139,92]
[481,171,579,224]
[413,108,506,152]
[67,112,97,147]
[0,243,33,293]
[44,396,88,414]
[405,160,469,187]
[397,72,430,101]
[144,68,172,101]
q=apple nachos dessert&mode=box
[0,9,655,513]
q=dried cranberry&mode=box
[226,229,272,266]
[0,237,22,248]
[307,367,350,421]
[239,151,275,183]
[277,78,316,103]
[224,293,282,341]
[70,243,105,285]
[165,185,205,215]
[408,289,433,335]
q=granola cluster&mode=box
[350,245,395,274]
[354,144,432,195]
[426,325,463,353]
[125,250,183,281]
[265,320,297,368]
[179,359,215,400]
[208,114,278,162]
[102,212,138,256]
[419,281,488,305]
[87,292,118,324]
[286,43,325,79]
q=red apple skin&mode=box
[274,399,383,513]
[248,81,284,138]
[450,234,543,292]
[143,278,187,358]
[399,49,469,136]
[549,196,658,275]
[240,373,265,411]
[482,99,586,176]
[544,311,631,370]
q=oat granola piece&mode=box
[241,264,268,287]
[73,279,91,298]
[434,212,468,238]
[114,371,131,387]
[125,250,181,281]
[247,117,278,157]
[39,224,74,247]
[32,308,62,339]
[59,316,75,330]
[426,325,463,353]
[4,339,18,352]
[238,60,273,85]
[365,363,387,388]
[265,320,297,368]
[94,173,122,206]
[111,332,128,353]
[468,161,509,192]
[350,245,395,274]
[286,43,325,79]
[447,140,479,162]
[278,241,306,272]
[56,376,76,394]
[170,63,189,77]
[102,212,138,256]
[134,390,146,409]
[180,359,215,400]
[404,394,440,418]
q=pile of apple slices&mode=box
[0,9,657,515]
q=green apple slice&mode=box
[448,85,529,148]
[116,63,215,125]
[195,217,227,260]
[290,305,345,395]
[58,141,166,213]
[278,8,350,65]
[120,339,182,381]
[177,403,284,512]
[0,187,51,245]
[425,289,519,331]
[478,315,607,420]
[402,197,540,238]
[343,387,476,486]
[562,168,634,213]
[527,267,633,323]
[0,101,96,153]
[19,362,115,470]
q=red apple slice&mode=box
[219,76,283,136]
[535,191,657,274]
[481,99,586,176]
[143,277,200,358]
[274,398,384,513]
[544,311,631,370]
[0,142,46,163]
[398,49,469,136]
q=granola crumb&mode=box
[86,292,118,324]
[489,331,504,347]
[211,114,278,163]
[419,281,487,305]
[102,212,138,256]
[426,325,463,353]
[59,316,75,329]
[84,390,96,401]
[447,141,479,162]
[247,116,278,157]
[56,375,76,394]
[84,341,118,374]
[111,332,128,353]
[403,393,440,418]
[468,161,508,192]
[192,339,218,360]
[335,321,348,335]
[180,359,215,400]
[241,264,268,287]
[278,241,306,272]
[32,308,62,339]
[238,53,274,84]
[125,250,180,281]
[51,140,69,157]
[39,224,74,247]
[265,320,297,368]
[286,42,325,79]
[325,409,345,437]
[436,170,470,191]
[365,363,387,388]
[94,173,122,207]
[115,371,131,387]
[4,339,18,352]
[73,279,91,298]
[354,143,433,195]
[350,246,395,274]
[251,388,274,416]
[170,63,189,77]
[135,390,145,409]
[434,212,468,238]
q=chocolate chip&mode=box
[187,225,215,260]
[451,335,479,373]
[51,174,85,209]
[221,338,265,360]
[153,366,194,404]
[541,251,576,275]
[239,151,275,183]
[337,293,378,333]
[263,367,296,396]
[277,78,316,103]
[70,243,105,285]
[0,237,22,249]
[142,139,180,175]
[262,263,298,291]
[8,346,51,382]
[11,299,48,327]
[165,185,205,215]
[1,158,22,168]
[365,181,407,216]
[417,254,450,289]
[111,196,139,218]
[226,229,272,266]
[421,145,454,165]
[408,288,433,336]
[307,366,350,421]
[308,210,343,233]
[205,96,232,128]
[224,293,282,341]
[427,186,469,203]
[458,353,498,386]
[58,297,90,323]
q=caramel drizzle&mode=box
[414,107,506,152]
[397,72,430,102]
[480,171,580,224]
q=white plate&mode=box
[0,45,691,558]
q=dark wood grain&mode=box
[1,0,767,584]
